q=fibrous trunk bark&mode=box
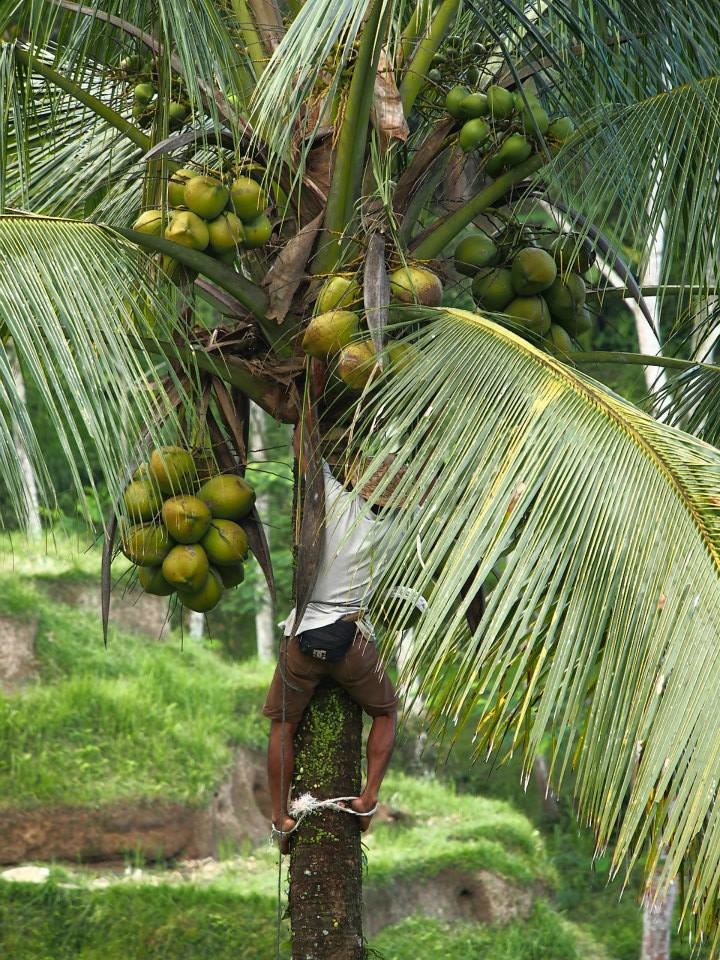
[289,681,364,960]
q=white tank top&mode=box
[284,463,391,637]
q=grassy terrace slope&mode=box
[0,536,610,958]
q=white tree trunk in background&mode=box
[250,403,275,661]
[641,873,678,960]
[625,214,668,405]
[9,345,42,537]
[188,610,204,639]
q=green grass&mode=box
[365,772,553,887]
[0,880,286,960]
[372,901,589,960]
[0,568,274,808]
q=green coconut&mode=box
[242,213,273,248]
[557,305,593,337]
[548,116,575,141]
[168,101,189,125]
[207,212,245,254]
[162,543,209,591]
[149,446,196,495]
[548,323,574,354]
[454,233,498,275]
[134,82,154,103]
[121,523,172,567]
[459,93,489,119]
[544,273,586,322]
[511,247,557,295]
[428,68,442,84]
[471,267,515,311]
[315,276,361,314]
[389,266,443,306]
[496,133,532,168]
[230,176,268,221]
[123,479,162,522]
[486,84,515,120]
[184,175,230,220]
[337,340,376,391]
[165,211,209,251]
[484,154,505,178]
[302,310,358,358]
[137,565,175,596]
[162,495,212,544]
[119,54,141,74]
[178,567,224,612]
[504,296,552,335]
[218,563,245,588]
[167,168,200,207]
[201,520,249,566]
[549,234,596,275]
[521,104,550,135]
[197,474,256,520]
[445,85,469,118]
[387,341,419,375]
[132,210,164,235]
[459,118,490,152]
[466,65,481,85]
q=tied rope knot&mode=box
[271,793,378,840]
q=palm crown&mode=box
[4,0,720,946]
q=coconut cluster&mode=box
[445,82,574,172]
[120,446,256,613]
[132,169,273,269]
[456,228,596,351]
[301,265,440,391]
[118,55,191,131]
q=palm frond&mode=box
[0,215,197,527]
[339,308,720,945]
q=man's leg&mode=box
[350,710,397,830]
[268,719,299,853]
[332,636,399,830]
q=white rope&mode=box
[271,793,378,841]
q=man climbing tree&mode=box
[263,450,398,852]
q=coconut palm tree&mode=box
[4,1,720,957]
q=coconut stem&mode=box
[230,0,267,79]
[411,154,545,261]
[311,0,389,276]
[114,227,293,355]
[14,47,151,151]
[399,0,460,115]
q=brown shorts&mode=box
[262,633,398,723]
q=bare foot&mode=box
[349,794,378,832]
[273,814,297,855]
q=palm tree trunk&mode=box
[251,403,276,661]
[289,681,364,959]
[641,874,677,960]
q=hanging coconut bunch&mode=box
[131,165,273,273]
[302,265,440,392]
[455,227,596,352]
[119,445,256,613]
[444,80,574,173]
[118,53,192,131]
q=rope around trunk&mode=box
[271,794,378,840]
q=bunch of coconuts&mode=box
[118,55,191,131]
[445,82,574,174]
[120,446,255,613]
[300,264,441,391]
[131,168,272,269]
[455,228,596,352]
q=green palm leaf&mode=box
[0,215,195,525]
[340,308,720,944]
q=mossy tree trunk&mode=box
[289,681,364,959]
